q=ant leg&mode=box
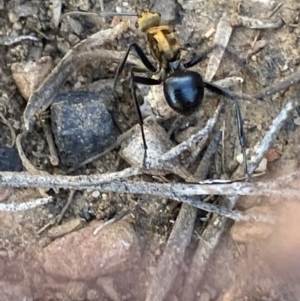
[113,42,157,91]
[184,45,219,68]
[204,81,253,101]
[129,71,162,167]
[233,99,249,178]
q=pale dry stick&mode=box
[194,132,222,177]
[170,195,276,223]
[2,169,300,198]
[41,117,59,166]
[269,2,285,17]
[2,164,300,198]
[0,196,53,211]
[248,99,295,174]
[146,131,222,301]
[205,15,233,82]
[254,69,300,99]
[93,207,135,235]
[185,134,209,168]
[230,14,283,29]
[1,172,299,219]
[23,21,144,129]
[221,120,226,173]
[0,35,38,46]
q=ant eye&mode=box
[135,22,139,28]
[158,12,161,17]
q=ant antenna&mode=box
[149,0,158,10]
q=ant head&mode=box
[136,10,161,32]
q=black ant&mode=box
[113,10,252,176]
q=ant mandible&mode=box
[113,10,251,176]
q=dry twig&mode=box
[0,35,38,46]
[0,196,52,211]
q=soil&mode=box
[0,0,300,300]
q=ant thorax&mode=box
[136,10,181,69]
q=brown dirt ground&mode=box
[0,0,300,300]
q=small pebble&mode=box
[92,191,100,198]
[12,22,22,31]
[154,248,161,256]
[148,266,156,276]
[199,291,210,301]
[8,11,19,23]
[294,117,300,126]
[7,249,15,258]
[236,151,267,173]
[11,56,53,100]
[14,3,38,17]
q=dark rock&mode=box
[0,147,22,171]
[51,91,117,167]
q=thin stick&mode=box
[0,196,52,211]
[254,70,300,99]
[56,190,76,224]
[248,99,295,174]
[0,35,38,46]
[41,117,59,166]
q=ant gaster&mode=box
[113,10,249,176]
